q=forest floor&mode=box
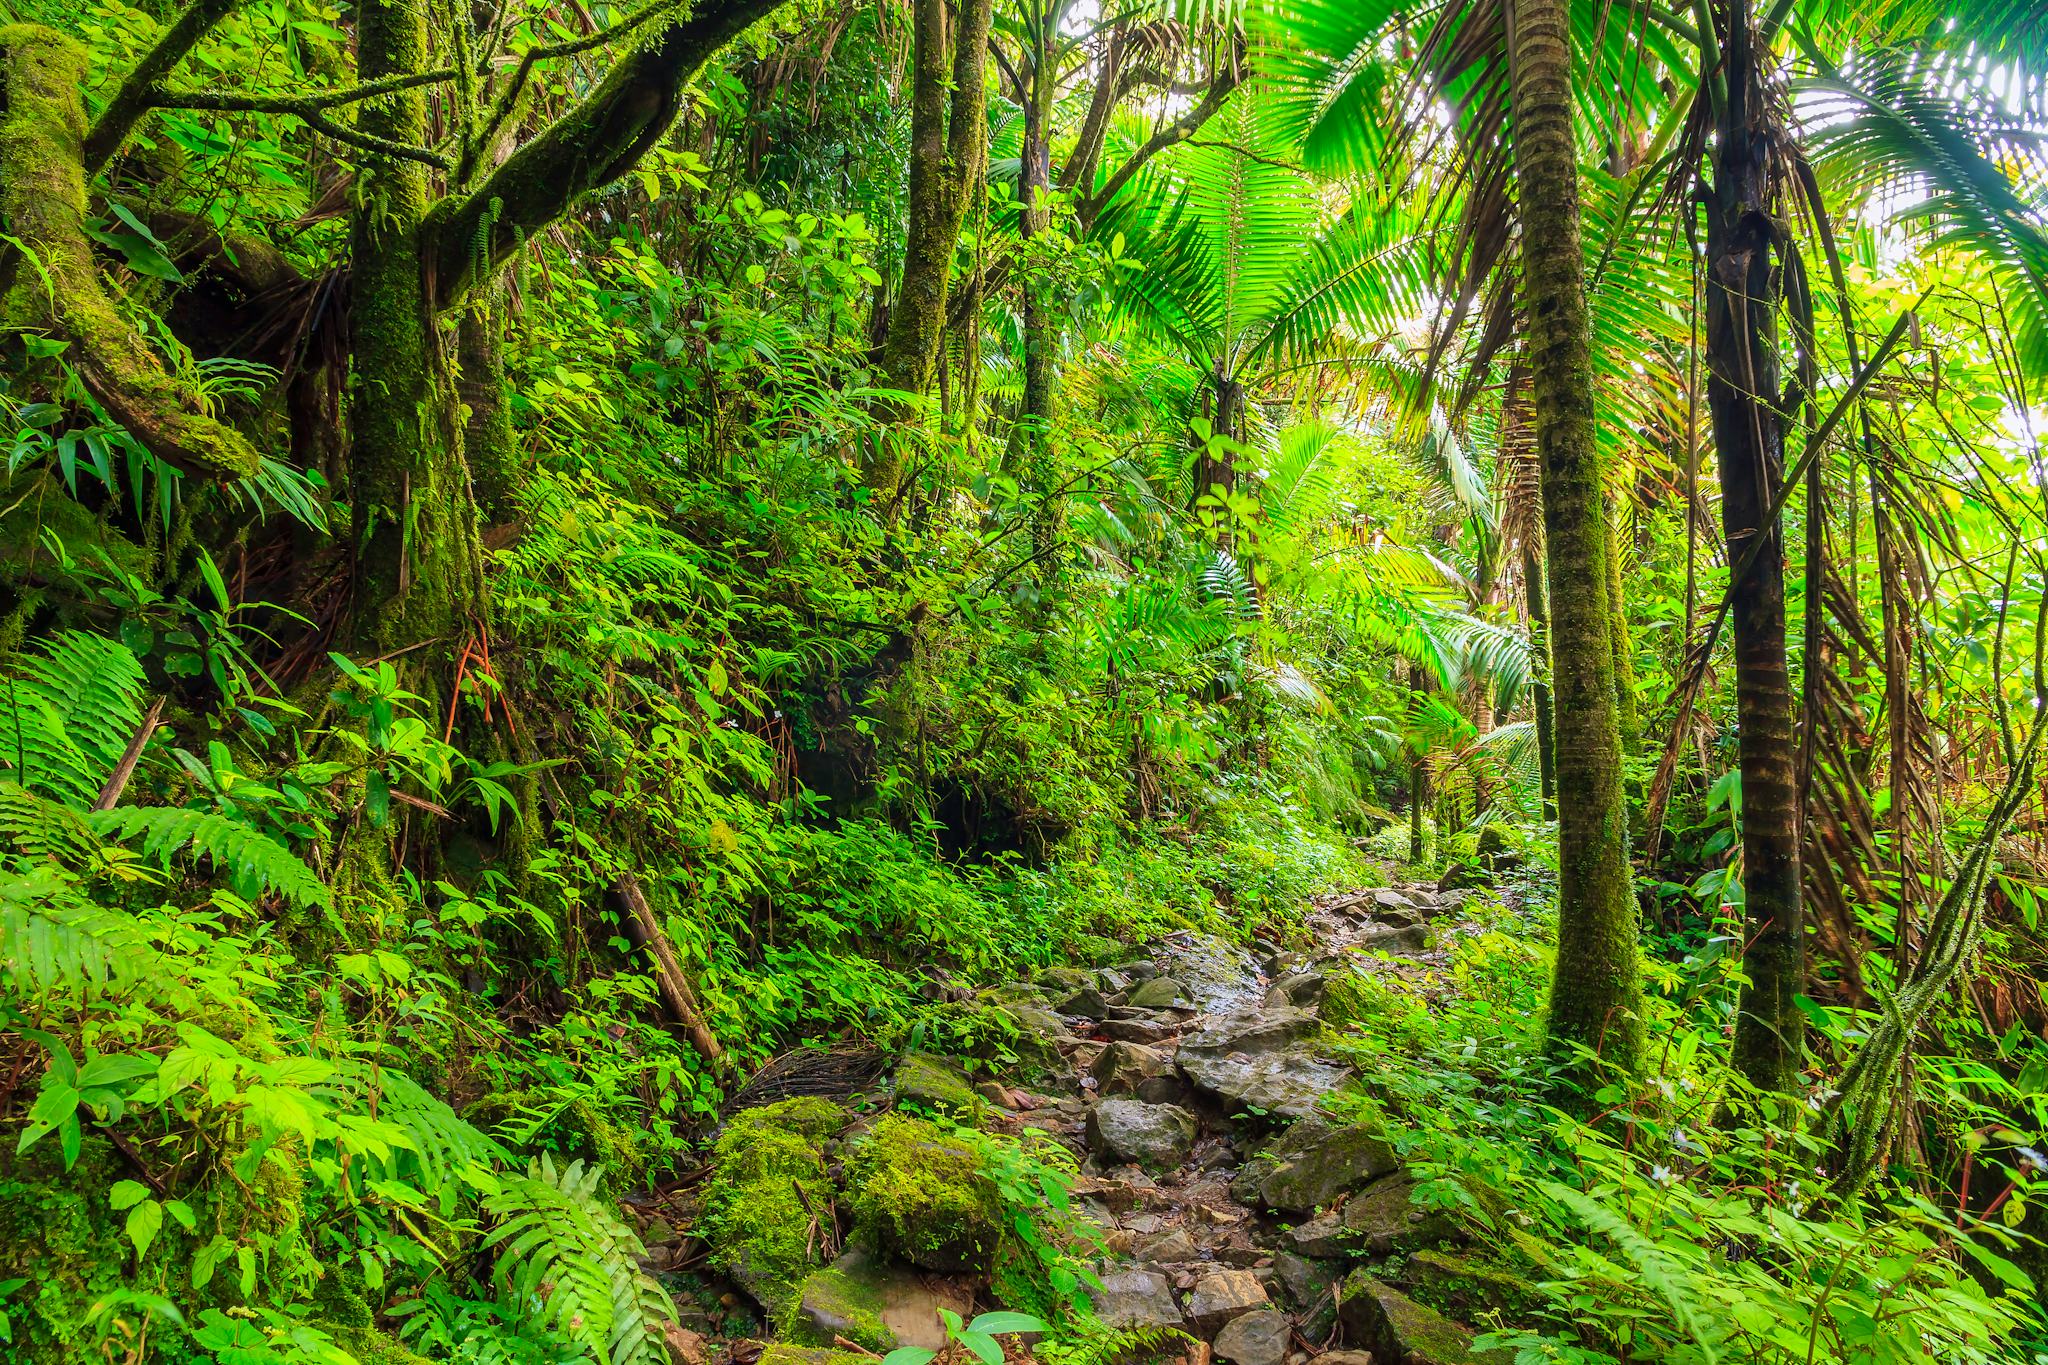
[631,878,1514,1365]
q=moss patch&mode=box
[845,1114,998,1273]
[894,1051,981,1117]
[701,1097,844,1315]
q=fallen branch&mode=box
[610,872,725,1068]
[92,696,164,810]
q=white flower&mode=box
[1651,1165,1677,1187]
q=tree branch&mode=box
[1075,34,1243,231]
[430,0,794,308]
[82,0,238,171]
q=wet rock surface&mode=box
[700,883,1509,1362]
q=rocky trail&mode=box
[633,881,1517,1365]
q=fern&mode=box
[1538,1180,1722,1362]
[486,1156,674,1365]
[0,859,158,997]
[87,806,332,909]
[0,779,115,865]
[0,631,146,807]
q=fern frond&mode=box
[0,631,146,807]
[87,806,332,909]
[0,858,159,997]
[486,1156,674,1365]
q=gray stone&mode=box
[1313,1355,1377,1365]
[1135,1227,1200,1263]
[1341,1174,1455,1255]
[1281,1212,1350,1259]
[1135,1073,1192,1106]
[1086,1098,1198,1170]
[1036,967,1094,995]
[1092,1041,1172,1096]
[1353,922,1429,955]
[1090,1265,1184,1329]
[1213,1310,1290,1365]
[1254,1117,1399,1211]
[1059,985,1112,1019]
[1146,934,1266,1011]
[1438,860,1488,893]
[792,1246,974,1351]
[1263,968,1326,1010]
[1127,976,1185,1009]
[1272,1251,1339,1312]
[894,1052,978,1115]
[1185,1269,1269,1336]
[1375,889,1417,911]
[1177,1012,1351,1120]
[1101,1016,1180,1044]
[1338,1275,1510,1363]
[1124,959,1161,982]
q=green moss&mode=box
[781,1259,894,1353]
[330,1326,436,1365]
[701,1097,844,1314]
[759,1348,879,1365]
[844,1114,998,1274]
[1405,1248,1538,1321]
[894,1051,981,1117]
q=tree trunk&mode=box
[869,0,993,491]
[1408,662,1428,864]
[1005,1,1057,490]
[1508,0,1644,1077]
[1705,2,1805,1095]
[1605,507,1642,750]
[348,0,485,660]
[1523,542,1558,818]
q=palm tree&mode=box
[1501,0,1644,1075]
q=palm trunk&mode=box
[1524,543,1558,817]
[1705,2,1805,1094]
[1508,0,1644,1077]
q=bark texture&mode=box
[1507,0,1644,1076]
[0,26,261,481]
[1706,4,1805,1094]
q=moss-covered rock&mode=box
[787,1244,972,1351]
[1405,1248,1538,1321]
[894,1052,981,1117]
[1336,1275,1512,1364]
[845,1114,999,1273]
[702,1097,845,1315]
[759,1347,880,1365]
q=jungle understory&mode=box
[1,0,2046,1362]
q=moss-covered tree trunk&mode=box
[1706,1,1805,1094]
[869,0,992,494]
[1508,0,1644,1077]
[1523,542,1558,818]
[346,0,485,659]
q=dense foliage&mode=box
[0,0,2043,1360]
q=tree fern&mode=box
[485,1156,674,1365]
[87,806,332,909]
[0,631,146,807]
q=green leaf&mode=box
[967,1312,1044,1336]
[109,1180,150,1211]
[125,1200,163,1262]
[959,1330,1004,1365]
[882,1351,937,1365]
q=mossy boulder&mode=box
[788,1244,974,1351]
[759,1348,879,1365]
[1405,1248,1538,1321]
[894,1052,980,1117]
[1337,1275,1512,1364]
[845,1114,1000,1273]
[702,1097,845,1315]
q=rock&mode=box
[1147,934,1267,1011]
[1185,1269,1270,1336]
[1125,959,1161,982]
[1272,1251,1340,1315]
[1338,1276,1510,1363]
[993,1001,1078,1089]
[702,1096,844,1314]
[662,1323,708,1365]
[893,1052,979,1115]
[1092,1041,1172,1096]
[1136,1227,1201,1262]
[792,1246,974,1352]
[1213,1309,1291,1365]
[1312,1354,1377,1365]
[757,1349,878,1365]
[1263,968,1326,1010]
[1086,1098,1198,1170]
[1352,922,1429,955]
[846,1114,999,1272]
[1135,1073,1193,1106]
[1252,1117,1399,1211]
[1262,949,1308,976]
[974,1080,1015,1107]
[1127,976,1185,1009]
[1406,1249,1537,1319]
[1177,1013,1351,1120]
[1036,967,1094,995]
[1437,860,1488,893]
[1091,1265,1185,1329]
[1059,985,1112,1020]
[1341,1175,1455,1255]
[1374,889,1416,912]
[1101,1016,1180,1044]
[1281,1212,1349,1259]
